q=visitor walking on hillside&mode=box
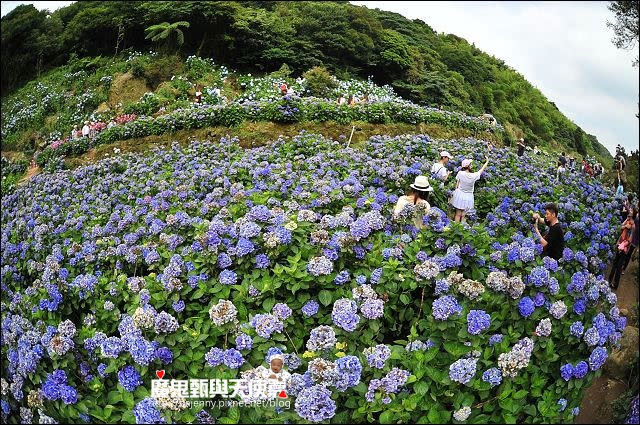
[609,211,635,290]
[430,151,452,183]
[82,121,91,138]
[532,203,564,261]
[556,152,567,180]
[194,87,202,104]
[393,175,433,229]
[517,138,526,157]
[337,94,347,106]
[348,94,356,106]
[622,207,639,272]
[280,83,288,96]
[450,156,489,222]
[71,125,80,139]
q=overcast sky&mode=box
[3,1,638,155]
[352,1,639,155]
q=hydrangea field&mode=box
[0,130,628,424]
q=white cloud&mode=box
[353,1,639,155]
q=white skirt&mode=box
[450,189,474,211]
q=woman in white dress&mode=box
[450,156,489,222]
[393,175,434,229]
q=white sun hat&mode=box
[410,175,433,192]
[269,354,284,362]
[440,151,452,159]
[461,159,473,168]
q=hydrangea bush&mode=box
[1,131,626,424]
[35,97,499,166]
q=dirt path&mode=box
[577,257,638,424]
[19,164,40,183]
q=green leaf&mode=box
[318,290,333,306]
[379,410,394,424]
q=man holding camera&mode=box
[532,203,564,260]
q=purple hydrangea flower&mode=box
[467,310,491,335]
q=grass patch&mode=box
[108,72,152,109]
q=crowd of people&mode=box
[392,143,638,289]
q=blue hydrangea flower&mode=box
[302,300,319,317]
[518,297,535,318]
[467,310,491,335]
[482,367,502,387]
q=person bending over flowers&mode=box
[393,175,434,229]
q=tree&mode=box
[573,126,587,155]
[607,1,639,67]
[144,21,190,55]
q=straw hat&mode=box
[410,175,433,192]
[440,151,452,159]
[461,159,473,168]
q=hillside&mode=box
[0,1,611,160]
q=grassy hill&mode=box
[1,1,612,160]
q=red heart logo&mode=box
[278,390,287,398]
[156,370,165,379]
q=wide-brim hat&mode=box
[461,159,473,168]
[410,175,433,192]
[440,150,452,159]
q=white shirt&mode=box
[82,125,90,137]
[430,162,449,181]
[393,195,431,229]
[455,170,483,193]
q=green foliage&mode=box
[573,126,587,156]
[303,66,338,97]
[144,21,190,55]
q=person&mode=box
[620,196,632,222]
[622,207,639,272]
[517,138,526,157]
[337,94,346,106]
[450,156,489,222]
[584,161,592,177]
[71,125,80,139]
[107,120,116,129]
[287,86,295,96]
[82,121,91,138]
[609,211,635,290]
[280,83,288,96]
[393,175,433,229]
[265,354,290,383]
[568,156,575,171]
[616,176,624,196]
[533,145,540,155]
[251,353,291,398]
[556,152,567,180]
[431,151,452,183]
[348,94,355,106]
[531,203,564,260]
[616,155,626,172]
[363,93,370,103]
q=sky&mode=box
[2,1,638,155]
[352,1,639,156]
